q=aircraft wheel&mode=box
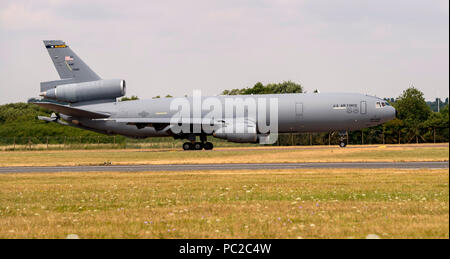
[182,142,193,151]
[194,142,203,150]
[339,141,347,148]
[204,142,214,150]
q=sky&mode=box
[0,0,448,104]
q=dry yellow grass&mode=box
[0,144,448,166]
[0,169,448,239]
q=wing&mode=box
[98,117,227,130]
[100,118,212,124]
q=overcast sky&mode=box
[0,0,448,104]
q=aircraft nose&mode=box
[378,106,396,123]
[386,106,396,121]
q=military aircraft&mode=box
[33,40,396,150]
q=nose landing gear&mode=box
[338,131,348,148]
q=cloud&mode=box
[370,24,393,41]
[435,0,449,14]
[0,3,53,31]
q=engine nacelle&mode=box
[213,124,258,143]
[40,79,126,103]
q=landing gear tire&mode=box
[337,131,348,148]
[182,142,193,151]
[193,142,204,150]
[204,142,214,150]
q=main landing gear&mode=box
[182,135,214,151]
[182,142,214,151]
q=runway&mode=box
[0,161,448,174]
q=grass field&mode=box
[0,169,448,239]
[0,144,448,166]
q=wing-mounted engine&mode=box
[40,79,126,103]
[213,122,258,143]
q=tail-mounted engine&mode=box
[40,79,126,103]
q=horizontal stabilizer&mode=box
[37,115,57,123]
[37,116,71,126]
[32,102,110,119]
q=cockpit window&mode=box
[376,101,390,108]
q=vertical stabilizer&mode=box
[43,40,101,83]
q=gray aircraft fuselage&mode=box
[66,93,395,138]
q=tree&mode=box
[427,98,449,112]
[395,87,431,143]
[383,118,405,144]
[120,96,139,102]
[267,81,303,94]
[438,104,449,141]
[440,104,449,124]
[222,89,244,95]
[0,103,104,141]
[423,112,445,143]
[222,81,303,95]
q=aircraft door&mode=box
[360,101,367,115]
[292,102,304,131]
[295,102,303,126]
[295,103,303,117]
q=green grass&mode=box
[0,169,448,239]
[0,144,447,166]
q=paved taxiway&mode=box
[0,161,448,174]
